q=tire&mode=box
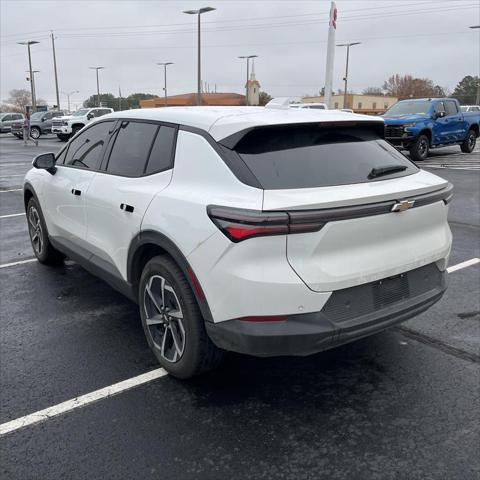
[26,197,65,265]
[460,129,476,153]
[139,255,223,379]
[71,125,83,136]
[15,134,23,140]
[30,127,41,140]
[409,134,430,161]
[57,134,70,142]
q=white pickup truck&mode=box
[52,107,113,141]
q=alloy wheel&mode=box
[143,275,186,363]
[419,139,428,158]
[28,205,43,256]
[30,128,40,139]
[468,133,475,150]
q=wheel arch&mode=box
[128,231,214,322]
[71,123,85,130]
[418,129,432,145]
[468,123,479,137]
[23,181,38,210]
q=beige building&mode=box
[303,94,398,115]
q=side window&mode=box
[101,109,111,116]
[43,112,53,120]
[64,121,114,170]
[145,126,176,175]
[436,102,446,114]
[373,102,377,109]
[14,114,23,120]
[3,115,12,121]
[334,102,339,109]
[358,102,362,109]
[56,147,68,165]
[445,102,457,116]
[106,121,158,177]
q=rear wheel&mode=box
[409,134,429,161]
[139,255,223,378]
[460,129,476,153]
[26,198,64,265]
[30,127,41,140]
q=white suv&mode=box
[24,107,452,378]
[51,107,113,141]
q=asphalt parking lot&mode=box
[0,133,479,480]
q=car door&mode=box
[84,120,177,279]
[2,114,12,131]
[431,101,449,144]
[443,101,464,142]
[41,120,116,254]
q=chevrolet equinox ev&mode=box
[24,107,453,378]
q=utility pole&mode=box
[337,42,361,109]
[238,55,258,106]
[51,31,60,110]
[324,2,337,109]
[183,7,216,106]
[157,62,174,107]
[89,66,104,107]
[17,40,39,112]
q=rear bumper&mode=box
[206,263,447,357]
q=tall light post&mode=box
[238,55,258,106]
[25,71,39,106]
[336,42,361,109]
[17,40,39,112]
[183,6,216,106]
[157,62,174,107]
[51,31,60,110]
[62,90,79,112]
[89,66,104,107]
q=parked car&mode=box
[24,107,452,378]
[11,110,67,139]
[382,98,480,160]
[460,105,480,112]
[0,112,24,133]
[51,107,113,141]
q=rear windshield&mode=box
[229,124,418,190]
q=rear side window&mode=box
[229,124,418,190]
[106,121,158,177]
[64,121,114,169]
[145,126,176,175]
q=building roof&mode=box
[140,92,246,108]
[100,106,384,142]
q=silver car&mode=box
[0,113,24,133]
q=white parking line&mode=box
[447,258,480,273]
[0,212,25,219]
[0,174,25,178]
[0,368,168,436]
[0,189,22,193]
[0,258,36,269]
[0,163,31,167]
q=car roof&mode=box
[101,106,384,141]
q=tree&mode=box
[382,74,446,99]
[362,87,384,96]
[258,91,272,106]
[83,92,156,111]
[7,89,31,111]
[451,75,480,104]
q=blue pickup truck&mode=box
[382,98,480,161]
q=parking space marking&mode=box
[0,213,25,219]
[0,163,31,167]
[0,368,168,436]
[447,258,480,273]
[0,189,22,193]
[0,258,36,269]
[0,174,25,178]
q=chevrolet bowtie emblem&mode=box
[391,199,415,212]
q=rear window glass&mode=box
[231,124,418,190]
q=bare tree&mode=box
[382,74,446,100]
[362,87,384,95]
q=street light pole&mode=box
[336,42,361,109]
[62,90,79,112]
[89,67,104,107]
[51,31,60,110]
[157,62,174,107]
[183,7,216,106]
[238,55,258,106]
[17,40,39,112]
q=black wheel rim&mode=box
[419,139,428,158]
[468,133,475,150]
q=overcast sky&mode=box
[1,0,479,108]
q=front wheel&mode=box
[409,134,429,161]
[57,134,70,142]
[26,198,64,265]
[139,255,223,379]
[30,127,41,140]
[460,129,476,153]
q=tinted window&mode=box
[445,102,457,116]
[231,124,418,190]
[2,115,12,121]
[64,121,114,170]
[107,121,158,177]
[145,126,176,175]
[14,114,23,120]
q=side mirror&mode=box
[87,113,94,120]
[434,111,445,119]
[33,152,56,175]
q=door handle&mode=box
[120,203,134,213]
[71,189,81,196]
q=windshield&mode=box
[72,109,89,117]
[384,101,432,117]
[30,112,44,121]
[231,124,418,189]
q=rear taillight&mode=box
[207,205,324,242]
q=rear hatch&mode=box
[231,122,452,292]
